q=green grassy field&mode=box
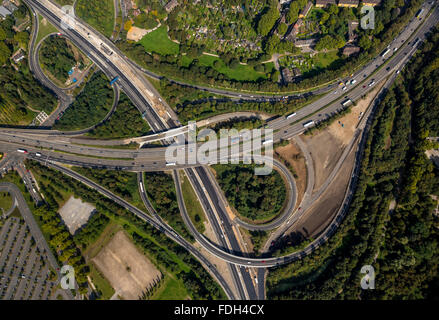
[56,0,75,5]
[76,0,115,38]
[139,26,180,56]
[181,174,206,234]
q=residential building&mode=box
[284,18,304,41]
[294,38,317,48]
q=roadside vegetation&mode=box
[87,93,151,139]
[266,30,439,299]
[27,160,226,300]
[212,164,287,222]
[116,0,423,93]
[53,71,114,130]
[35,14,58,45]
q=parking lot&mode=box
[0,217,56,300]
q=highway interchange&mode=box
[1,0,438,300]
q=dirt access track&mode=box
[286,84,384,238]
[92,231,162,300]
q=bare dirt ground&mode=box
[92,231,162,300]
[302,84,383,192]
[127,26,148,41]
[275,140,307,209]
[286,145,356,238]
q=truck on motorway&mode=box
[100,43,113,56]
[303,120,314,128]
[381,48,391,58]
[139,182,144,193]
[416,8,424,19]
[35,153,42,157]
[263,139,273,145]
[17,149,28,154]
[342,99,353,107]
[109,76,119,85]
[286,112,297,119]
[166,162,176,166]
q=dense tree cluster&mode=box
[208,117,264,134]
